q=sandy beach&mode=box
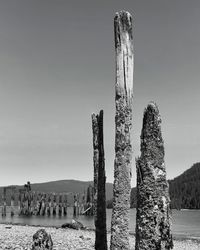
[0,224,199,250]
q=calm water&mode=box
[1,207,200,239]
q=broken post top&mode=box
[91,110,103,122]
[91,110,104,150]
[114,11,133,105]
[140,101,164,156]
[114,11,133,47]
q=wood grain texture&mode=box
[110,11,134,250]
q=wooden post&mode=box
[76,193,79,216]
[18,191,21,215]
[53,194,56,216]
[110,11,134,250]
[50,193,53,216]
[73,194,78,217]
[94,110,107,250]
[30,193,34,215]
[40,194,45,216]
[2,188,6,217]
[27,182,32,215]
[55,194,59,216]
[80,192,85,215]
[60,194,64,216]
[58,194,62,216]
[36,192,40,215]
[92,113,99,223]
[11,193,14,217]
[135,102,173,250]
[63,194,67,216]
[46,194,51,216]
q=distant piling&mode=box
[2,188,6,217]
[10,192,14,216]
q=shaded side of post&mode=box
[92,110,107,250]
[92,113,99,225]
[110,11,134,250]
[135,102,173,250]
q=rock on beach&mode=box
[31,229,53,249]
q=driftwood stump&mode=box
[31,229,53,250]
[135,102,173,250]
[110,10,134,250]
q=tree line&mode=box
[107,162,200,210]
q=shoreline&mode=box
[1,223,200,250]
[1,221,200,242]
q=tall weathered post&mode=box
[92,110,107,250]
[92,113,99,225]
[110,11,134,250]
[135,102,173,250]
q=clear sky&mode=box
[0,0,199,187]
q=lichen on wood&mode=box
[135,102,173,250]
[110,10,134,250]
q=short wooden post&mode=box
[11,193,14,216]
[55,194,59,216]
[46,194,51,216]
[2,188,6,217]
[63,194,67,216]
[73,194,78,217]
[58,195,62,216]
[53,194,56,216]
[50,193,53,216]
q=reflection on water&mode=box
[1,207,200,238]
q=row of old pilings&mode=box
[1,192,68,217]
[1,186,16,217]
[1,183,94,217]
[18,191,68,216]
[73,184,94,217]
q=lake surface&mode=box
[1,207,200,239]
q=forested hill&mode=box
[130,163,200,209]
[169,162,200,209]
